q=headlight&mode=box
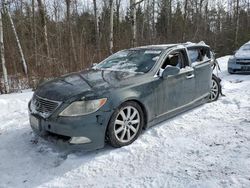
[229,57,236,63]
[59,98,107,116]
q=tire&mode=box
[107,101,144,148]
[209,74,221,102]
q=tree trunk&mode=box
[93,0,100,58]
[168,0,172,39]
[5,5,28,75]
[116,0,121,47]
[53,0,64,73]
[32,0,38,66]
[234,0,240,48]
[0,8,9,93]
[141,0,148,43]
[130,0,137,47]
[204,0,208,35]
[248,0,250,31]
[37,0,49,58]
[152,0,155,40]
[65,0,77,70]
[109,0,114,54]
[182,0,188,41]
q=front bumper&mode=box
[29,109,113,151]
[228,61,250,73]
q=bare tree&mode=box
[168,0,172,37]
[141,0,148,43]
[109,0,114,54]
[234,0,240,47]
[5,5,28,75]
[65,0,77,69]
[0,6,9,93]
[93,0,100,57]
[130,0,144,47]
[182,0,188,40]
[37,0,49,57]
[152,0,155,39]
[116,0,122,32]
[32,0,38,66]
[130,0,136,47]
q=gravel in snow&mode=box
[0,56,250,188]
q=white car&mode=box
[228,41,250,74]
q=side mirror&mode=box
[162,66,180,78]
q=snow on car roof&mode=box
[131,44,177,50]
[131,41,209,51]
[184,41,210,48]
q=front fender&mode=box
[108,83,157,125]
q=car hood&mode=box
[35,69,140,101]
[235,51,250,59]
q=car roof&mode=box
[130,44,177,50]
[130,41,210,51]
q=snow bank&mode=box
[0,57,250,188]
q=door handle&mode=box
[186,74,194,79]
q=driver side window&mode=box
[158,50,185,76]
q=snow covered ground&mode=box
[0,56,250,188]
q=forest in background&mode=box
[0,0,250,93]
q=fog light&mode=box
[69,137,91,144]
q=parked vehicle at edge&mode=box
[228,41,250,74]
[29,42,221,151]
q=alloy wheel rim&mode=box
[209,79,219,101]
[114,106,140,143]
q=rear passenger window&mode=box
[188,48,211,64]
[202,48,211,60]
[188,49,199,63]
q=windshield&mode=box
[94,49,163,73]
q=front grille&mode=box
[30,95,61,118]
[236,59,250,65]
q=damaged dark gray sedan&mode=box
[29,42,220,151]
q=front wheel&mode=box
[209,75,221,102]
[107,101,144,148]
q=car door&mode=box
[187,47,212,99]
[155,48,196,117]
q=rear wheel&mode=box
[209,75,221,102]
[107,101,144,148]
